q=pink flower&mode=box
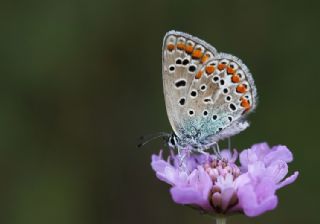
[151,143,299,217]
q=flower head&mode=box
[151,143,298,217]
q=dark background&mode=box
[1,0,319,223]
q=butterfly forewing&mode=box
[162,31,218,138]
[162,31,257,148]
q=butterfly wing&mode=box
[162,31,257,148]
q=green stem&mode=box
[216,218,226,224]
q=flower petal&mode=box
[264,145,293,165]
[277,171,299,189]
[221,187,235,211]
[170,186,212,210]
[220,149,238,163]
[151,154,188,186]
[238,179,278,217]
[239,143,270,168]
[267,160,288,183]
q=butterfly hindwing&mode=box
[162,31,257,148]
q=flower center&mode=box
[203,158,241,213]
[203,158,241,183]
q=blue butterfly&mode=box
[161,31,257,152]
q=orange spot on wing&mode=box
[192,50,203,59]
[201,54,209,63]
[241,97,251,111]
[227,66,235,75]
[177,43,185,50]
[218,63,226,70]
[236,84,247,93]
[167,44,175,51]
[185,45,194,54]
[195,70,203,79]
[205,65,215,75]
[231,74,240,83]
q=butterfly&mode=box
[162,31,257,152]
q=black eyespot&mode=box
[228,116,232,122]
[170,137,175,145]
[201,85,206,90]
[212,115,217,120]
[175,80,186,88]
[230,103,237,111]
[183,59,189,65]
[169,65,175,71]
[204,98,211,102]
[223,88,228,94]
[188,65,196,72]
[176,59,182,64]
[191,91,197,97]
[189,110,194,115]
[226,96,231,101]
[221,61,227,64]
[179,98,185,105]
[213,76,219,82]
[220,79,225,85]
[245,95,249,99]
[219,127,223,131]
[230,64,234,68]
[203,111,208,116]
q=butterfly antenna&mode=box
[137,132,170,148]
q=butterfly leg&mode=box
[176,147,188,170]
[212,142,222,159]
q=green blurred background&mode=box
[1,0,319,223]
